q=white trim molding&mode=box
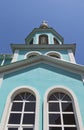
[24,51,42,59]
[1,55,5,66]
[81,74,84,83]
[0,73,4,88]
[11,49,19,63]
[68,49,76,63]
[45,51,62,59]
[1,86,40,130]
[44,86,83,130]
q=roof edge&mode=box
[11,44,76,54]
[0,55,84,75]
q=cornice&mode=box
[0,55,84,75]
[11,44,76,54]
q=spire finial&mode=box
[40,20,49,28]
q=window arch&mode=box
[1,86,39,130]
[39,34,48,45]
[46,51,61,59]
[29,38,33,45]
[44,86,83,130]
[24,51,41,59]
[53,38,59,45]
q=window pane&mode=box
[14,95,22,101]
[24,102,35,112]
[22,114,35,124]
[48,95,57,101]
[49,54,60,59]
[49,127,62,130]
[62,103,73,112]
[8,128,18,130]
[8,113,21,124]
[49,103,60,112]
[27,95,36,101]
[39,35,48,45]
[49,114,61,124]
[63,114,76,124]
[11,102,23,111]
[23,129,33,130]
[54,38,59,45]
[28,55,37,59]
[63,95,71,101]
[13,92,36,101]
[64,127,77,130]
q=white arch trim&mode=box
[1,86,40,130]
[44,85,83,130]
[24,51,42,59]
[45,51,62,59]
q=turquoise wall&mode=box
[0,63,84,129]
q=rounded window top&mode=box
[13,92,36,101]
[39,34,48,45]
[47,52,61,59]
[54,38,60,45]
[48,92,71,101]
[27,52,40,59]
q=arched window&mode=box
[39,34,48,45]
[24,51,41,59]
[27,52,40,59]
[48,92,77,130]
[53,38,59,45]
[29,38,33,45]
[46,52,61,59]
[7,92,36,130]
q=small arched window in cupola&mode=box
[29,38,33,45]
[53,38,59,45]
[39,34,48,45]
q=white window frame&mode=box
[45,51,62,60]
[1,86,40,130]
[44,86,83,130]
[24,51,42,59]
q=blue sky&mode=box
[0,0,84,65]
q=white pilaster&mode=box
[81,74,84,83]
[68,49,76,63]
[11,49,19,63]
[1,55,5,66]
[0,73,4,88]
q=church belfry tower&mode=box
[0,22,84,130]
